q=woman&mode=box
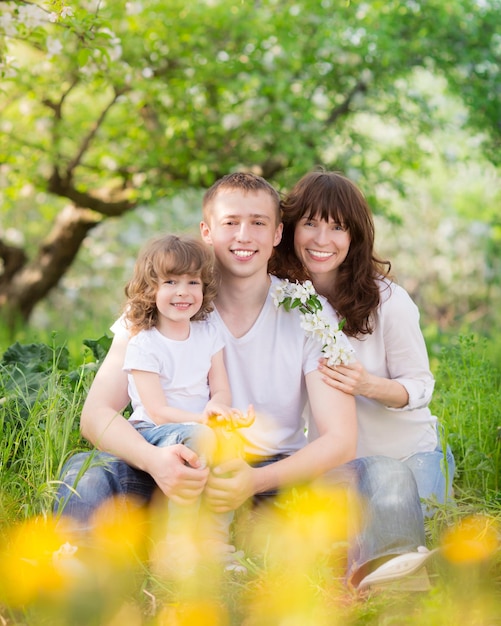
[270,170,454,515]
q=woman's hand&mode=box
[205,458,256,512]
[318,357,371,396]
[318,357,409,408]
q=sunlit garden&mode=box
[1,0,501,624]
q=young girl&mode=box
[122,233,251,573]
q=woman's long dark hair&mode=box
[269,171,391,337]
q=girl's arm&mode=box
[204,349,233,419]
[132,369,205,424]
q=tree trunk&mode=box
[0,205,102,333]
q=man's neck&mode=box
[215,271,271,337]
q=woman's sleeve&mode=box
[381,285,435,411]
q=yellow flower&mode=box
[0,516,69,606]
[90,496,149,566]
[156,600,229,625]
[442,515,500,564]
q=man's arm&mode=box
[206,369,357,512]
[80,333,209,504]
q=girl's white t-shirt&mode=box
[123,322,223,424]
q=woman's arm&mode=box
[318,358,409,408]
[319,285,433,410]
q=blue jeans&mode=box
[55,421,232,542]
[54,447,424,580]
[403,444,455,517]
[134,420,232,542]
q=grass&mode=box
[0,333,499,624]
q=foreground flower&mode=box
[272,279,355,366]
[442,515,500,564]
[0,517,70,606]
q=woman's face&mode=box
[294,213,351,283]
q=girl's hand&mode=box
[205,404,255,429]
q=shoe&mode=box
[357,546,438,592]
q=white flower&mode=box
[61,6,74,19]
[18,4,45,29]
[273,279,356,366]
[46,37,63,58]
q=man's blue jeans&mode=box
[54,442,425,581]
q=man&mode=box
[55,172,430,590]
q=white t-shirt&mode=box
[114,275,345,458]
[122,322,224,425]
[308,279,438,460]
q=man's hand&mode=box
[146,444,209,506]
[205,458,256,512]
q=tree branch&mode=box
[1,205,102,321]
[326,79,368,125]
[65,87,127,178]
[47,169,136,216]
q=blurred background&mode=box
[1,0,500,363]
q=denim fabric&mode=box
[54,421,233,539]
[53,450,156,532]
[403,443,456,517]
[134,420,232,541]
[323,456,426,583]
[132,420,217,466]
[54,447,424,581]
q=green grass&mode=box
[0,333,499,624]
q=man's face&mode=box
[200,190,283,279]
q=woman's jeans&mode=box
[403,443,455,517]
[54,444,426,580]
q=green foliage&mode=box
[0,335,110,521]
[432,335,501,505]
[0,331,500,622]
[1,0,501,334]
[1,0,500,214]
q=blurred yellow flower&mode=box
[90,496,149,566]
[156,600,229,625]
[0,516,69,606]
[442,515,500,564]
[276,483,360,548]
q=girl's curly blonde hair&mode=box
[123,234,218,335]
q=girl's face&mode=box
[294,213,351,285]
[155,273,204,331]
